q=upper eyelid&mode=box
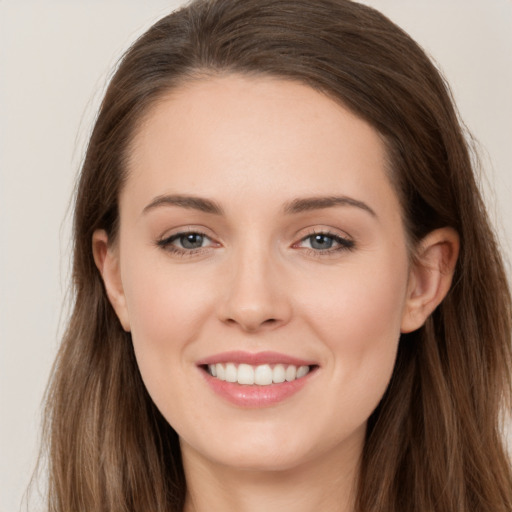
[301,231,350,241]
[158,226,213,240]
[294,226,353,242]
[169,232,210,243]
[296,232,354,247]
[156,229,212,250]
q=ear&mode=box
[401,227,459,333]
[92,229,131,332]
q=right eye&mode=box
[157,231,215,255]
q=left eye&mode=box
[298,233,354,251]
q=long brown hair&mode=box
[42,0,512,510]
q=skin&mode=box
[93,74,458,512]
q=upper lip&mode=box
[196,350,317,367]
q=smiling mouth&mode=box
[203,363,316,386]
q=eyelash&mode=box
[294,230,355,256]
[156,229,355,257]
[156,229,213,257]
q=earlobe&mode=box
[401,227,459,333]
[92,230,131,332]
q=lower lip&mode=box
[201,369,314,408]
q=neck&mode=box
[181,436,362,512]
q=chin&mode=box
[203,444,315,473]
[179,418,366,475]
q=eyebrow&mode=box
[142,193,376,218]
[283,196,376,217]
[142,194,224,215]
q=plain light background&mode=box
[1,1,511,510]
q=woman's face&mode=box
[100,75,418,473]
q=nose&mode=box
[218,248,292,333]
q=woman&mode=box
[42,0,512,510]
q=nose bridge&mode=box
[220,237,290,331]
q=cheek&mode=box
[297,255,409,405]
[302,256,408,338]
[120,254,216,392]
[123,242,215,330]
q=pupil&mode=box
[311,234,333,250]
[182,234,203,249]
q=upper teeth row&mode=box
[208,363,310,386]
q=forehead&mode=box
[123,74,398,219]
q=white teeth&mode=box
[254,364,273,385]
[285,365,297,382]
[297,365,309,378]
[225,363,237,383]
[237,364,254,385]
[207,363,311,385]
[272,364,286,384]
[215,363,226,381]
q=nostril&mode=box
[223,316,280,332]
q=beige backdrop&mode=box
[1,1,511,510]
